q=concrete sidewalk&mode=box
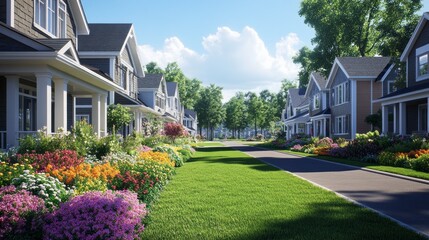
[222,141,429,237]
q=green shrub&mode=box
[377,152,396,166]
[153,146,184,167]
[410,154,429,173]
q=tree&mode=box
[145,62,164,74]
[224,92,248,138]
[276,79,297,117]
[292,47,314,88]
[245,92,263,137]
[164,122,187,142]
[295,0,422,82]
[195,85,225,140]
[107,104,133,134]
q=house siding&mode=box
[14,0,76,43]
[407,21,429,87]
[406,99,426,134]
[121,46,132,66]
[0,1,6,23]
[356,81,373,133]
[372,81,382,115]
[308,82,320,116]
[76,98,92,105]
[138,91,155,108]
[330,68,351,139]
[67,93,73,131]
[382,67,398,96]
[0,78,6,130]
[80,58,110,76]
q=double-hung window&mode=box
[35,0,67,38]
[387,80,396,94]
[313,93,320,110]
[333,82,349,106]
[419,54,429,76]
[335,115,348,134]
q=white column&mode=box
[393,104,397,134]
[382,105,388,135]
[53,78,68,132]
[92,94,101,137]
[135,111,141,133]
[323,119,326,137]
[427,97,429,134]
[108,91,115,105]
[6,76,19,146]
[36,73,52,134]
[399,102,406,135]
[100,94,107,137]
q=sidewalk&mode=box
[222,141,429,237]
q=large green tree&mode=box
[294,0,422,87]
[275,79,297,117]
[145,62,164,74]
[224,92,248,138]
[245,92,264,137]
[195,84,225,140]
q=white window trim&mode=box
[387,80,396,95]
[416,44,429,82]
[313,93,320,110]
[76,114,90,123]
[335,115,347,134]
[333,82,348,106]
[33,0,67,38]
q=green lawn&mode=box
[194,141,225,147]
[141,146,425,240]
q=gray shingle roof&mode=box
[311,72,327,90]
[166,82,178,96]
[138,73,163,88]
[288,88,307,108]
[36,39,71,51]
[337,57,391,77]
[78,23,132,51]
[185,109,196,119]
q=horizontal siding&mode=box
[0,78,6,130]
[408,21,429,87]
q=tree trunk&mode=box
[254,118,257,137]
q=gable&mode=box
[332,67,349,87]
[121,45,134,67]
[401,13,429,62]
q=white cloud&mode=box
[138,26,301,101]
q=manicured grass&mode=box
[248,142,429,181]
[141,146,425,239]
[194,141,225,147]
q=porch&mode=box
[284,112,309,139]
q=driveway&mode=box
[222,141,429,237]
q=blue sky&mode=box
[81,0,429,101]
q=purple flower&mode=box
[44,190,147,240]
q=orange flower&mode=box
[138,151,174,167]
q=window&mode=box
[419,54,428,76]
[387,80,396,94]
[335,115,348,134]
[120,65,128,90]
[333,82,348,106]
[34,0,67,38]
[76,115,90,123]
[19,86,37,132]
[313,93,320,109]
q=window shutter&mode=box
[345,82,350,102]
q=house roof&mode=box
[377,81,429,101]
[114,92,143,106]
[285,111,309,124]
[139,73,163,88]
[312,72,327,90]
[336,57,391,77]
[36,39,71,51]
[185,109,196,119]
[312,108,331,117]
[78,23,132,51]
[400,12,429,62]
[288,88,307,108]
[166,82,178,96]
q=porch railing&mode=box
[0,131,6,150]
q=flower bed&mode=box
[0,124,195,239]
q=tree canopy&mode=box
[294,0,422,87]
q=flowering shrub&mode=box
[16,150,84,173]
[0,160,34,186]
[138,145,153,153]
[44,190,147,240]
[291,144,303,151]
[11,170,73,208]
[138,151,174,167]
[316,137,334,148]
[410,154,429,172]
[111,159,175,204]
[48,162,119,187]
[153,146,184,167]
[408,149,429,159]
[0,186,46,239]
[377,152,396,166]
[164,122,187,141]
[313,146,331,156]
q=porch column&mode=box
[100,94,107,137]
[399,102,406,135]
[382,105,388,135]
[6,76,19,146]
[36,73,52,134]
[323,119,326,137]
[135,111,141,133]
[393,104,397,134]
[427,97,429,134]
[92,94,101,137]
[53,78,68,131]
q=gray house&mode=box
[166,82,184,123]
[283,88,309,139]
[305,72,329,137]
[326,57,391,139]
[183,109,198,136]
[138,73,168,120]
[0,0,120,148]
[377,13,429,135]
[76,23,157,134]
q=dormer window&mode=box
[418,54,428,76]
[387,80,396,94]
[313,93,320,109]
[34,0,67,38]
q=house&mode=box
[283,88,309,139]
[166,82,184,123]
[0,0,120,148]
[305,72,330,137]
[138,73,168,120]
[377,13,429,135]
[76,23,157,135]
[326,57,391,139]
[183,109,198,136]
